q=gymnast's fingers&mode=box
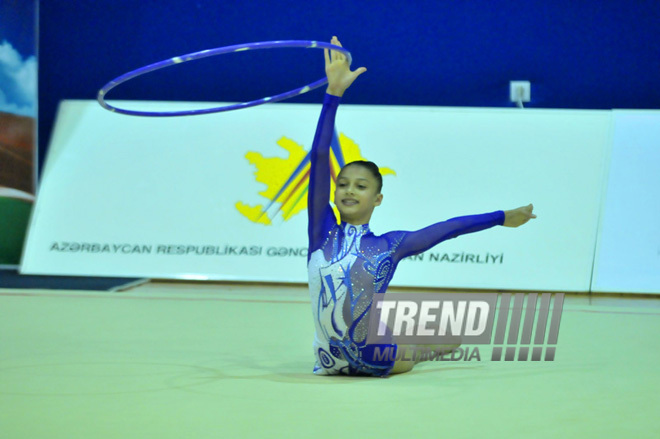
[527,204,537,218]
[336,43,346,62]
[331,36,343,62]
[352,67,367,79]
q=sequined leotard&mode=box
[307,94,505,376]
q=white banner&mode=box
[592,111,660,294]
[21,100,611,291]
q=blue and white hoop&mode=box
[97,40,352,117]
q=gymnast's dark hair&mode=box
[339,160,383,193]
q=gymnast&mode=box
[307,37,536,377]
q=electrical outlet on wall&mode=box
[510,81,531,103]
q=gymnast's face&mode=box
[334,164,383,225]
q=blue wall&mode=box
[38,0,660,171]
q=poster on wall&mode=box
[21,99,611,292]
[592,111,660,294]
[0,1,37,266]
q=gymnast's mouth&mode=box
[341,199,358,206]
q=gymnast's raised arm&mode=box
[307,37,367,256]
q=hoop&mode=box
[96,40,352,117]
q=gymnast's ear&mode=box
[374,193,383,206]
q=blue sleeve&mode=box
[308,94,341,258]
[392,211,505,262]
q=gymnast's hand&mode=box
[325,36,367,97]
[503,204,537,227]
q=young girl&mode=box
[307,37,536,377]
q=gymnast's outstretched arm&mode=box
[392,211,505,262]
[392,204,537,262]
